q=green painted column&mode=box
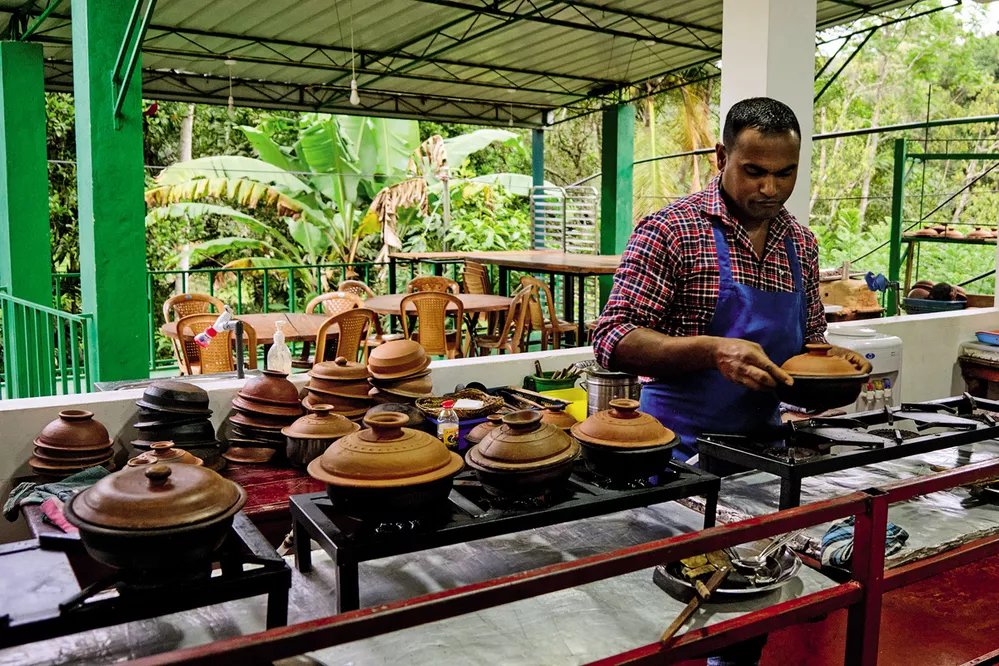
[887,138,907,317]
[72,0,148,382]
[532,128,544,246]
[599,104,635,306]
[0,42,51,305]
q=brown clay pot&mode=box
[368,372,435,397]
[781,343,865,377]
[127,441,203,467]
[223,446,278,464]
[309,357,370,382]
[571,399,676,449]
[305,387,373,410]
[302,392,369,418]
[466,414,504,445]
[541,404,578,431]
[232,394,304,418]
[944,229,964,239]
[367,340,431,379]
[913,280,935,290]
[307,377,373,399]
[969,228,991,239]
[907,287,931,299]
[237,370,301,406]
[282,405,360,468]
[913,228,939,237]
[35,410,112,451]
[931,224,947,233]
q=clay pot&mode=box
[540,404,578,431]
[571,399,676,449]
[307,412,463,520]
[309,357,370,382]
[305,388,373,411]
[944,229,964,239]
[64,464,246,571]
[367,340,431,379]
[223,446,278,464]
[136,381,211,415]
[466,414,504,445]
[365,403,428,430]
[913,280,935,290]
[931,224,947,233]
[307,377,372,400]
[35,410,112,451]
[232,394,304,418]
[237,370,301,406]
[127,441,203,467]
[907,287,931,299]
[781,344,865,377]
[29,455,114,478]
[302,392,369,419]
[368,372,435,398]
[913,228,939,237]
[229,410,291,431]
[282,405,360,468]
[969,228,991,239]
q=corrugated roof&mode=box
[1,0,925,126]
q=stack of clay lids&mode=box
[127,441,203,467]
[366,340,433,403]
[227,370,304,464]
[32,410,115,478]
[133,381,221,470]
[304,357,374,421]
[571,399,677,449]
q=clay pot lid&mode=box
[36,410,112,450]
[127,441,204,467]
[307,412,463,488]
[223,447,277,464]
[301,393,370,418]
[466,414,505,445]
[232,395,304,418]
[307,377,372,399]
[944,229,964,239]
[305,386,374,407]
[237,370,301,406]
[469,411,579,471]
[570,399,677,449]
[969,228,991,239]
[541,404,578,430]
[368,373,434,395]
[143,381,210,407]
[69,463,245,529]
[781,343,866,378]
[366,383,434,399]
[367,340,430,379]
[369,357,432,381]
[310,357,370,381]
[912,228,939,237]
[282,405,361,440]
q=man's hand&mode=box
[710,338,793,391]
[827,345,873,374]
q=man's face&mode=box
[716,128,800,223]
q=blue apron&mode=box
[640,222,806,462]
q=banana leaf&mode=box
[145,202,259,227]
[240,126,303,173]
[155,156,313,196]
[170,237,278,267]
[443,129,524,170]
[287,217,332,260]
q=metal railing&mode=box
[0,291,97,399]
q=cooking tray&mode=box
[653,545,801,600]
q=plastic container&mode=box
[976,330,999,346]
[524,372,580,392]
[267,320,293,375]
[901,298,966,315]
[427,413,487,452]
[539,387,588,423]
[436,400,459,451]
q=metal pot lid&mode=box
[470,411,579,471]
[571,399,677,449]
[585,366,638,379]
[781,344,866,378]
[307,412,463,488]
[70,463,245,529]
[143,380,210,407]
[282,404,360,440]
[309,356,370,381]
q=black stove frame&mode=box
[697,395,999,509]
[290,460,719,613]
[0,513,291,649]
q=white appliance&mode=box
[825,325,903,413]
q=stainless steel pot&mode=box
[585,368,641,416]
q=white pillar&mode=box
[720,0,817,224]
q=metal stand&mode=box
[291,461,719,613]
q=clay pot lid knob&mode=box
[503,411,543,432]
[145,464,172,486]
[334,357,348,367]
[363,412,408,438]
[609,398,641,419]
[150,441,175,452]
[312,404,334,417]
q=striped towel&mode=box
[821,516,909,569]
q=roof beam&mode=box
[555,0,722,35]
[408,0,721,53]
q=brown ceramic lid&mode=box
[310,357,370,381]
[35,410,112,450]
[570,399,677,449]
[369,357,432,381]
[305,386,374,409]
[307,376,372,399]
[307,412,463,488]
[913,228,938,237]
[238,370,301,406]
[368,373,434,396]
[541,404,577,431]
[127,441,203,467]
[367,340,431,379]
[223,447,277,464]
[781,344,866,377]
[302,392,370,417]
[469,411,579,471]
[232,394,304,418]
[282,405,360,440]
[466,414,505,445]
[70,463,246,529]
[945,229,964,239]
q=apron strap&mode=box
[783,233,804,293]
[711,225,734,288]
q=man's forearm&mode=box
[609,328,719,377]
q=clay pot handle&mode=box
[363,412,408,438]
[502,410,543,431]
[805,343,833,356]
[311,404,334,417]
[145,464,172,485]
[150,441,175,452]
[609,399,640,418]
[59,409,94,421]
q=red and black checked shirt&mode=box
[593,176,827,372]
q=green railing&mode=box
[0,291,97,399]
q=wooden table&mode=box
[364,293,512,315]
[162,312,331,345]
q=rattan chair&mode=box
[314,308,377,364]
[585,319,598,344]
[294,291,364,368]
[175,313,258,375]
[400,292,464,359]
[472,289,533,356]
[406,276,460,294]
[520,275,578,350]
[162,293,226,373]
[337,279,376,300]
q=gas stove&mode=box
[697,394,999,509]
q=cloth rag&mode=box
[3,466,110,521]
[820,515,909,569]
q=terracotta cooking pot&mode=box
[127,441,203,467]
[282,405,360,468]
[781,344,865,377]
[541,404,578,431]
[309,356,370,382]
[35,410,112,451]
[777,344,870,411]
[238,370,301,406]
[466,414,504,445]
[366,340,431,379]
[907,287,931,299]
[570,399,677,480]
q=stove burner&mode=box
[485,492,555,511]
[576,467,677,490]
[762,446,820,462]
[868,428,920,441]
[373,518,425,534]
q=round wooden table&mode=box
[162,312,331,345]
[364,293,512,315]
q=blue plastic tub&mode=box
[901,298,966,315]
[976,331,999,346]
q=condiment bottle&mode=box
[437,400,459,450]
[267,320,293,375]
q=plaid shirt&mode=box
[593,176,826,371]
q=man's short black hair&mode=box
[722,97,801,148]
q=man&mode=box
[593,97,869,463]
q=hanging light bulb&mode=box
[350,78,360,106]
[225,59,237,121]
[348,0,360,106]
